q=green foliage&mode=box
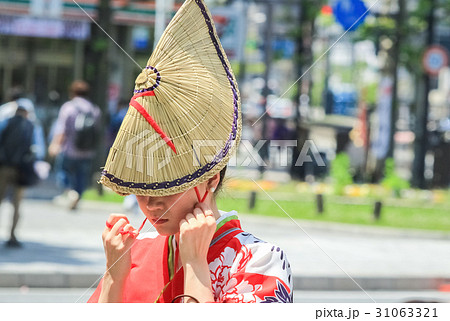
[216,195,450,232]
[93,38,109,52]
[303,0,326,21]
[364,83,378,106]
[355,0,450,77]
[357,16,397,42]
[310,76,323,106]
[83,187,450,232]
[286,0,327,67]
[330,153,353,195]
[316,12,335,28]
[382,158,410,197]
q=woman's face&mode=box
[136,186,205,236]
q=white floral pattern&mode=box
[208,232,292,303]
[209,247,237,299]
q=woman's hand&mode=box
[102,214,137,283]
[179,203,216,266]
[179,203,216,303]
[99,214,137,303]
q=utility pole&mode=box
[387,0,405,159]
[237,0,249,84]
[258,1,273,176]
[83,0,112,191]
[290,0,313,180]
[88,0,111,111]
[412,0,436,188]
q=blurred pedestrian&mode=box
[0,91,47,163]
[49,80,101,210]
[0,102,42,247]
[107,99,141,215]
[108,98,128,148]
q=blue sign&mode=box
[333,0,369,31]
[272,39,295,59]
[132,26,150,50]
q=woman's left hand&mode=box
[179,203,216,266]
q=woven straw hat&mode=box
[100,0,242,196]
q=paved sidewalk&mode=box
[0,199,449,292]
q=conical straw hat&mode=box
[100,0,242,196]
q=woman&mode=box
[88,0,292,303]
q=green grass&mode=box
[83,188,450,232]
[84,189,124,203]
[217,195,450,232]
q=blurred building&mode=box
[0,1,247,127]
[0,0,187,110]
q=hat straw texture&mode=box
[101,0,242,196]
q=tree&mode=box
[356,0,450,187]
[289,0,327,180]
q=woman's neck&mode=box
[210,199,221,220]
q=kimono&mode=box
[88,211,293,303]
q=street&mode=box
[0,199,450,302]
[0,288,449,303]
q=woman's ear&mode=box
[207,172,220,191]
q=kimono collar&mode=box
[215,210,240,232]
[210,210,242,247]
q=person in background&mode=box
[0,101,44,247]
[108,98,128,148]
[49,80,101,210]
[0,89,46,162]
[107,98,141,215]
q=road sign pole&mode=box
[412,0,437,189]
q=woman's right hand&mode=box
[102,214,137,283]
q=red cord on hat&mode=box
[129,91,177,154]
[194,186,209,203]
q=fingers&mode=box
[111,218,129,235]
[186,212,196,224]
[103,214,137,242]
[178,205,217,266]
[123,224,138,238]
[182,209,207,228]
[193,207,206,223]
[195,203,214,218]
[179,207,216,232]
[195,205,216,230]
[123,223,136,233]
[106,214,130,229]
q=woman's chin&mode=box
[153,225,179,236]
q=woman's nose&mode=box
[144,197,165,211]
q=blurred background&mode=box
[0,0,449,303]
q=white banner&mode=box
[2,303,450,321]
[0,15,90,40]
[30,0,63,18]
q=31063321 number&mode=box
[375,308,438,318]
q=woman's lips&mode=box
[151,218,168,225]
